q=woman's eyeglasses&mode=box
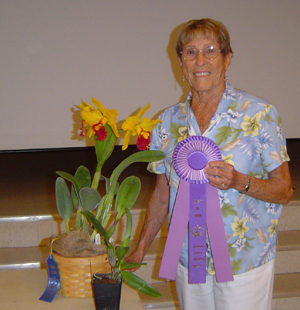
[181,45,221,61]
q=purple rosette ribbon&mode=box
[159,136,233,284]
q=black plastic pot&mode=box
[92,274,122,310]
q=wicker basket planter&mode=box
[52,252,111,298]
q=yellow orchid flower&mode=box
[80,104,106,138]
[122,104,162,150]
[91,98,119,137]
[80,98,119,139]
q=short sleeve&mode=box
[260,105,290,173]
[147,114,166,174]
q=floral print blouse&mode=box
[148,83,289,276]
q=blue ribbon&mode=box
[39,255,60,302]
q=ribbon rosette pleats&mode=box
[159,136,233,284]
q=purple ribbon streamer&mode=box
[159,179,189,280]
[189,182,206,283]
[206,183,233,283]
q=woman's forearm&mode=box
[126,174,170,263]
[235,162,293,204]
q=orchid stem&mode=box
[91,167,101,190]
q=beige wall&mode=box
[1,0,300,150]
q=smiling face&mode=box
[179,34,232,99]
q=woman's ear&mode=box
[178,56,183,69]
[224,53,232,71]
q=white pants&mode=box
[175,259,275,310]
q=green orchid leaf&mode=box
[123,208,132,248]
[75,209,81,229]
[103,151,164,229]
[71,186,79,209]
[95,193,107,220]
[115,245,129,262]
[108,243,116,268]
[55,177,73,233]
[120,271,161,297]
[115,176,141,219]
[55,177,73,221]
[100,175,111,193]
[100,200,113,227]
[94,125,118,169]
[71,166,92,208]
[79,187,101,211]
[120,262,146,271]
[81,210,109,242]
[110,150,165,193]
[75,166,92,187]
[106,222,116,239]
[56,171,81,193]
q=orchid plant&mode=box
[55,98,164,297]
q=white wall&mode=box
[1,0,300,150]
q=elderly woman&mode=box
[127,19,293,310]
